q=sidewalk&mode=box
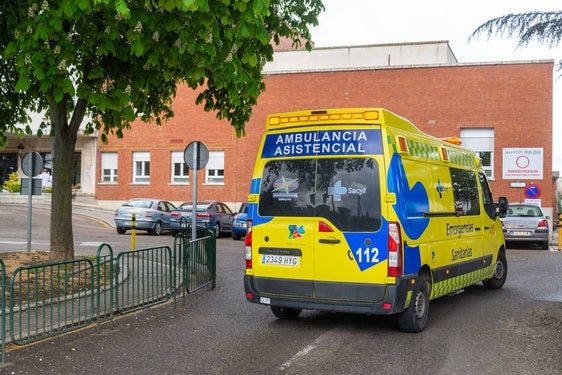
[0,192,122,228]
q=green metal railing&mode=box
[95,244,115,332]
[9,258,95,345]
[115,246,174,314]
[173,226,217,304]
[0,234,216,361]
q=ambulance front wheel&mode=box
[483,251,507,289]
[397,276,429,333]
[271,306,301,319]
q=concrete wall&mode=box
[263,41,458,73]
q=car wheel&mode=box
[232,232,242,240]
[150,221,162,235]
[483,251,507,289]
[116,227,126,234]
[397,274,430,333]
[214,223,221,238]
[271,306,301,319]
[541,241,549,250]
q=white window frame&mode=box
[205,151,225,185]
[171,151,189,184]
[133,151,150,184]
[101,152,118,183]
[460,128,494,179]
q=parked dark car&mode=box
[169,200,234,237]
[114,198,176,235]
[232,203,248,240]
[501,203,550,249]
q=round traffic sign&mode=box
[21,152,44,177]
[524,183,541,199]
[184,141,209,170]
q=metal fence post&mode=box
[1,259,5,364]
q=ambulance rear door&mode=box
[311,156,389,302]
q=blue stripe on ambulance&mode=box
[387,153,430,240]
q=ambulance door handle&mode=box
[319,238,340,244]
[474,227,481,231]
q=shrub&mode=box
[2,172,21,193]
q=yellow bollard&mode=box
[558,224,562,251]
[131,213,136,250]
[558,214,561,251]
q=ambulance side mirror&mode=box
[496,197,508,218]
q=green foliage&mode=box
[0,0,324,146]
[2,172,21,193]
[471,11,562,70]
[0,0,324,260]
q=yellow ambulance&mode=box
[244,108,508,332]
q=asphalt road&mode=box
[1,204,561,374]
[0,203,175,255]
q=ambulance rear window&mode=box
[259,158,381,232]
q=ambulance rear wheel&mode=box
[271,306,301,319]
[397,276,429,333]
[483,251,507,289]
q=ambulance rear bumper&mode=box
[244,275,416,315]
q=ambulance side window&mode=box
[450,168,480,216]
[478,172,495,218]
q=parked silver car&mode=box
[501,203,550,249]
[114,198,176,235]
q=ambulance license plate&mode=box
[261,254,300,266]
[511,231,530,236]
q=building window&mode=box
[171,151,189,184]
[206,151,224,184]
[101,152,118,183]
[133,151,150,183]
[460,128,494,178]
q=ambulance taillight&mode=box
[388,222,403,277]
[245,219,253,270]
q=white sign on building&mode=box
[502,148,543,179]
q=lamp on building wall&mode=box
[17,143,25,156]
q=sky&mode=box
[310,0,562,172]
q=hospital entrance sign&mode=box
[502,148,543,179]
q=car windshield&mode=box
[507,206,542,217]
[124,200,152,209]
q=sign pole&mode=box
[184,141,209,240]
[191,143,198,240]
[26,156,34,252]
[21,151,44,252]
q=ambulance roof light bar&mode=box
[268,110,380,127]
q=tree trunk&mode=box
[48,97,85,261]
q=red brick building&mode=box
[96,41,555,217]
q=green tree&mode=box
[472,11,562,64]
[0,0,324,260]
